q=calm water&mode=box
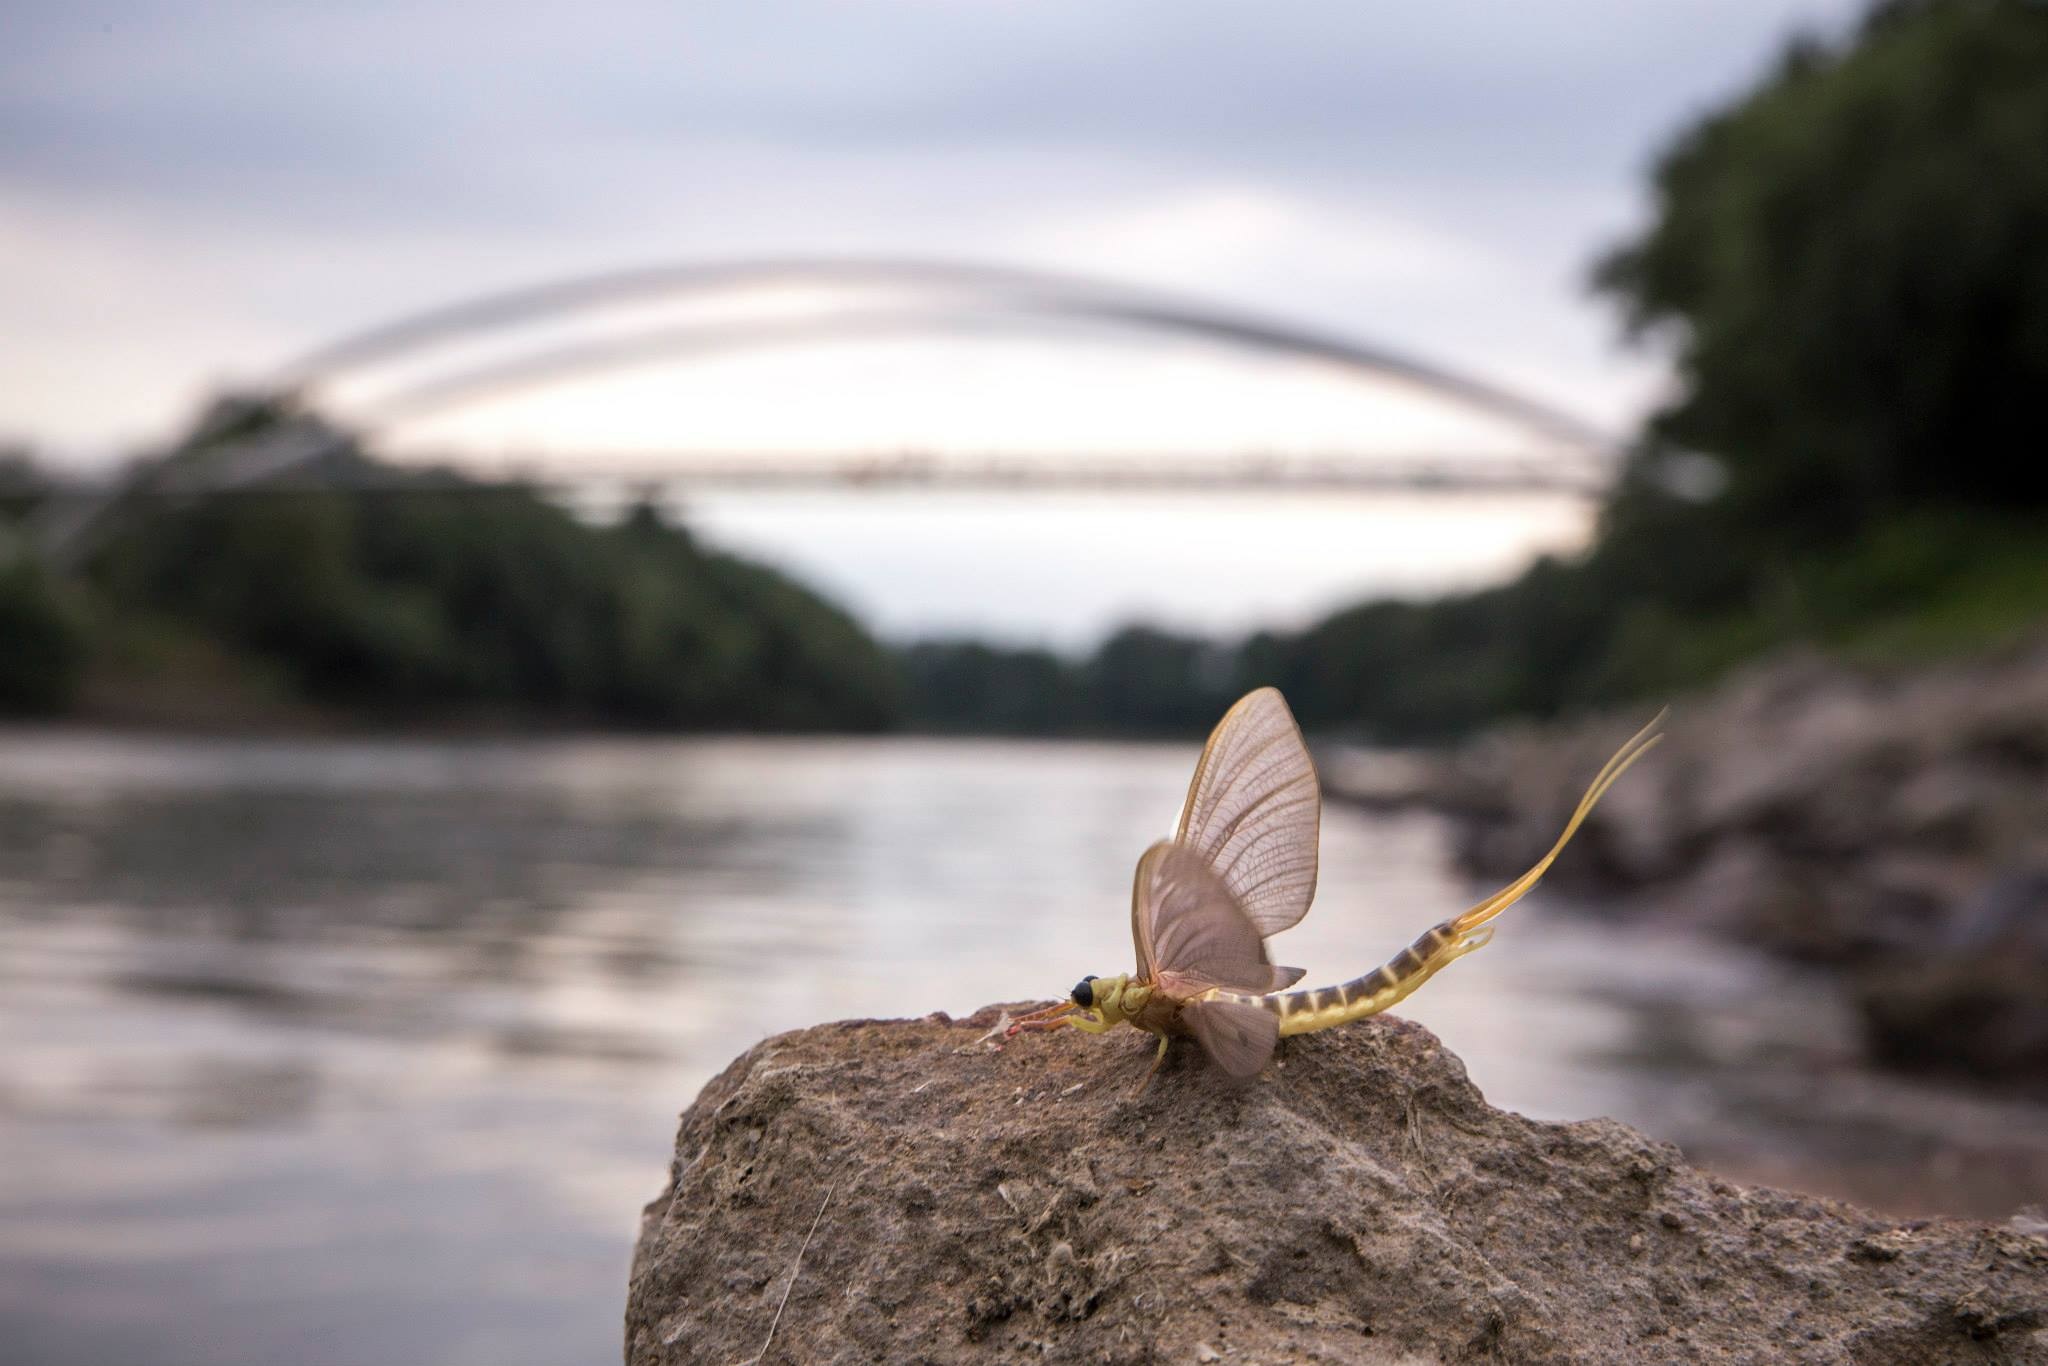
[2,732,2043,1366]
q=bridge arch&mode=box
[276,257,1617,463]
[36,257,1620,569]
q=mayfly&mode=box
[1009,687,1663,1085]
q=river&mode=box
[1,731,2042,1365]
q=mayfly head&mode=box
[1006,974,1124,1037]
[1073,973,1148,1026]
[1074,973,1125,1022]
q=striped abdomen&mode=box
[1208,919,1476,1036]
[1200,709,1667,1039]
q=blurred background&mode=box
[4,0,2047,1361]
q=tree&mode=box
[76,409,905,732]
[1595,0,2048,540]
[0,564,85,714]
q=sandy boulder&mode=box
[627,1005,2048,1364]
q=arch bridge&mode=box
[35,258,1622,559]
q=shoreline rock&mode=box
[1417,639,2048,1092]
[627,1006,2048,1364]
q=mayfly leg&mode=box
[1006,1000,1076,1036]
[1134,1034,1170,1094]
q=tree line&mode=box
[0,415,900,730]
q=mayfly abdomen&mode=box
[1211,920,1463,1036]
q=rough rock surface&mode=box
[1424,639,2048,1089]
[626,1006,2048,1365]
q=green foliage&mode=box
[1595,0,2048,538]
[1084,627,1239,734]
[80,479,902,732]
[0,561,87,714]
[899,640,1083,734]
[1795,512,2048,662]
[900,627,1237,737]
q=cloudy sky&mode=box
[1,1,1862,643]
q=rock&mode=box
[1425,635,2048,1092]
[625,1006,2048,1365]
[1854,868,2048,1083]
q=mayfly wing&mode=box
[1133,841,1303,999]
[1155,964,1302,1001]
[1130,842,1160,980]
[1180,997,1280,1077]
[1174,687,1320,938]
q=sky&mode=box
[0,0,1865,645]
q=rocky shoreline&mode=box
[628,1006,2048,1364]
[1402,636,2048,1095]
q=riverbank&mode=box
[1355,632,2048,1096]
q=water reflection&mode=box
[0,731,2041,1365]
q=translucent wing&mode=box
[1156,963,1302,1003]
[1181,997,1280,1077]
[1131,841,1304,998]
[1174,687,1320,938]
